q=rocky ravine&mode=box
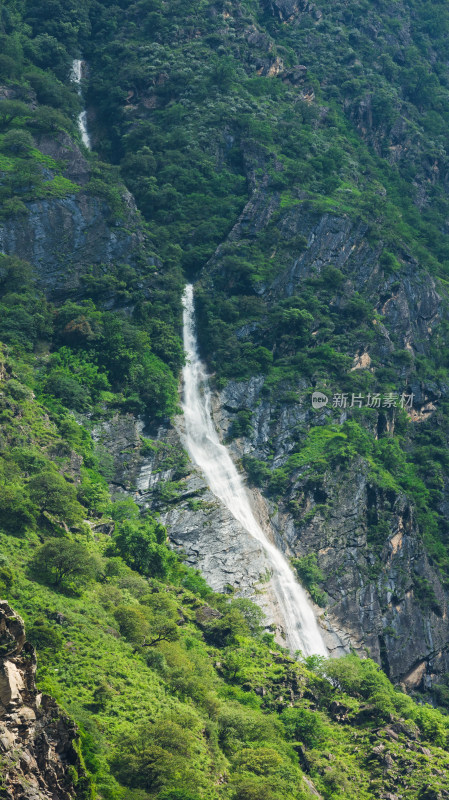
[91,200,449,685]
[0,600,86,800]
[94,410,348,656]
[107,199,448,688]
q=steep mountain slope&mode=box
[75,0,449,687]
[2,0,449,798]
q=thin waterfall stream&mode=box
[181,284,328,657]
[71,59,91,149]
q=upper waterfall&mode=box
[71,59,91,150]
[181,284,327,657]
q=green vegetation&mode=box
[3,0,449,797]
[0,251,182,423]
[1,344,449,799]
[291,555,326,607]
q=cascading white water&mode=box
[181,284,328,657]
[71,59,91,150]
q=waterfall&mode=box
[181,284,328,657]
[71,59,91,150]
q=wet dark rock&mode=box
[0,192,147,300]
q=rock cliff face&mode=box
[116,181,448,685]
[197,190,449,686]
[131,421,345,653]
[130,369,449,681]
[0,131,156,300]
[3,104,445,686]
[89,185,449,682]
[215,377,449,684]
[1,0,448,697]
[0,600,85,800]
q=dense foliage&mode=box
[3,0,449,798]
[59,0,449,579]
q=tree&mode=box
[112,517,173,578]
[44,369,89,410]
[114,604,151,645]
[28,469,84,525]
[115,604,179,648]
[110,719,197,793]
[201,606,249,647]
[31,539,100,589]
[230,598,265,637]
[0,129,34,156]
[141,614,180,647]
[280,708,327,748]
[0,484,36,533]
[0,100,30,131]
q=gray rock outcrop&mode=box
[0,600,86,800]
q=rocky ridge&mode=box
[0,600,85,800]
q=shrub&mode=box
[27,618,63,651]
[110,719,198,793]
[28,469,84,525]
[0,484,36,533]
[280,707,327,748]
[0,565,13,593]
[112,516,173,578]
[31,539,100,590]
[0,129,34,156]
[291,554,326,605]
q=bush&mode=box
[230,776,280,800]
[112,516,173,578]
[0,484,36,533]
[291,554,326,605]
[27,618,63,651]
[0,197,28,217]
[0,565,13,593]
[110,719,198,793]
[44,369,89,410]
[31,539,100,590]
[280,708,327,748]
[0,129,34,156]
[28,469,84,525]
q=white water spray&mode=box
[181,284,327,657]
[71,59,91,150]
